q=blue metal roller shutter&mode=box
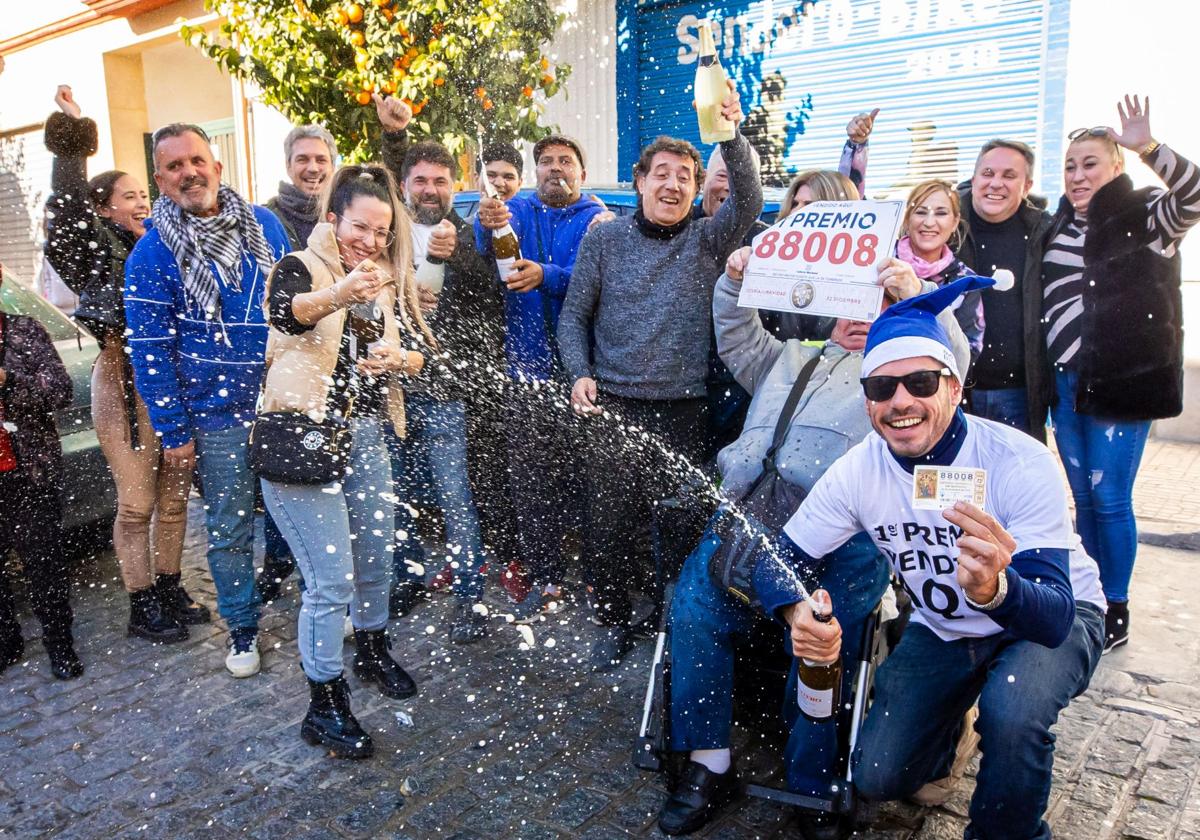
[625,0,1069,196]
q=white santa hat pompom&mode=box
[992,268,1015,292]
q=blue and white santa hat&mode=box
[861,275,996,381]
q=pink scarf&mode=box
[896,236,955,279]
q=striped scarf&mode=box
[151,184,277,318]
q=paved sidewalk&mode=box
[0,438,1197,838]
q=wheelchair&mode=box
[633,576,898,831]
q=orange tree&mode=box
[181,0,569,160]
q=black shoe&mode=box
[154,573,212,625]
[449,602,485,645]
[256,554,296,603]
[353,629,418,699]
[1104,601,1130,654]
[797,811,846,840]
[590,625,633,672]
[44,638,84,681]
[128,588,188,643]
[389,578,428,618]
[301,674,373,759]
[0,626,23,675]
[629,609,662,640]
[657,760,741,835]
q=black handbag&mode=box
[248,362,356,485]
[708,352,822,606]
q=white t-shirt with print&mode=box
[783,415,1106,642]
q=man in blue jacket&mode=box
[474,135,603,615]
[759,279,1106,839]
[124,123,290,678]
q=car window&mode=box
[0,273,82,342]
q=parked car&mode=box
[452,184,786,223]
[0,270,115,534]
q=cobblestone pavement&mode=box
[1,439,1198,839]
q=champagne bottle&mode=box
[796,594,841,723]
[694,21,735,144]
[482,179,522,283]
[415,253,446,295]
[348,300,383,360]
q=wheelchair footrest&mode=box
[744,784,836,812]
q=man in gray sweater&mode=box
[557,82,763,670]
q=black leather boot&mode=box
[301,674,373,759]
[154,573,212,625]
[353,629,417,699]
[0,624,24,676]
[128,588,188,643]
[256,554,296,603]
[43,636,83,680]
[657,760,741,835]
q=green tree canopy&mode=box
[182,0,570,160]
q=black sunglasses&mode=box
[860,368,951,401]
[1068,126,1109,142]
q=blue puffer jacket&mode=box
[474,194,603,381]
[123,207,290,449]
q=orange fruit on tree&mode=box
[541,73,554,86]
[482,98,494,110]
[433,77,445,87]
[335,7,349,25]
[355,90,372,105]
[381,80,396,94]
[522,85,534,98]
[432,23,444,35]
[381,8,393,20]
[540,56,549,70]
[474,86,486,99]
[355,50,370,69]
[349,30,365,46]
[346,3,364,23]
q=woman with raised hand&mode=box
[1043,95,1200,653]
[43,85,207,643]
[259,164,432,758]
[895,179,985,361]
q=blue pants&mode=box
[1051,370,1150,603]
[194,423,261,632]
[668,525,888,797]
[853,602,1104,840]
[388,394,485,603]
[262,418,394,682]
[969,386,1030,433]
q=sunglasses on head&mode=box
[860,368,952,401]
[1068,126,1109,142]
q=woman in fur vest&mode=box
[1042,94,1200,653]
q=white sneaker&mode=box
[344,614,354,639]
[225,630,261,678]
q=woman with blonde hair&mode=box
[779,168,859,217]
[896,179,984,360]
[257,164,433,759]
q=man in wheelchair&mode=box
[758,278,1106,839]
[653,252,969,837]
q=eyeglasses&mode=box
[338,215,395,247]
[860,368,951,401]
[1068,126,1110,142]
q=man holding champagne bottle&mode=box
[758,279,1106,840]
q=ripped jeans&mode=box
[1051,370,1150,603]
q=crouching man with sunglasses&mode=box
[756,276,1107,840]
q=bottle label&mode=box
[797,679,834,719]
[496,257,517,283]
[495,223,516,238]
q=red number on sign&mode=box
[754,231,780,258]
[802,231,827,263]
[828,232,852,265]
[853,234,879,267]
[779,231,803,260]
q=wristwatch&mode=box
[964,568,1008,611]
[1138,140,1162,160]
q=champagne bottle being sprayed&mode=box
[796,590,842,723]
[479,158,522,284]
[694,20,735,144]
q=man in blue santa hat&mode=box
[755,276,1107,840]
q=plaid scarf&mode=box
[151,184,277,317]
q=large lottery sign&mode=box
[737,200,904,322]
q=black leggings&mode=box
[0,471,73,644]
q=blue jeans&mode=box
[262,418,394,683]
[194,423,261,631]
[853,602,1104,839]
[668,524,889,797]
[388,395,485,603]
[969,386,1029,433]
[1051,370,1150,603]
